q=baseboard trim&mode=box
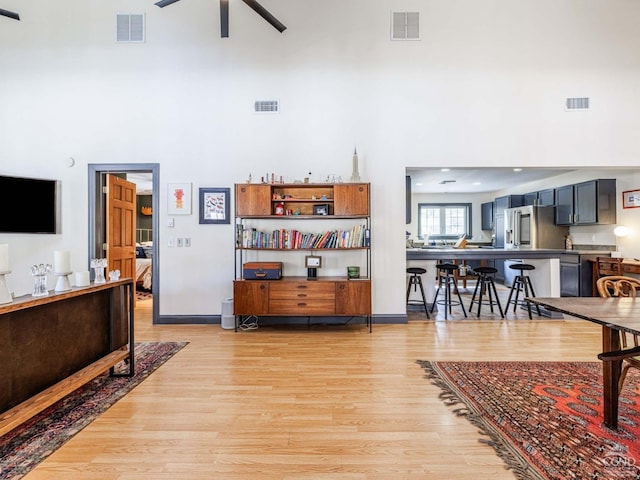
[155,314,408,325]
[156,315,218,325]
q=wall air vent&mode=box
[391,12,420,40]
[565,97,590,111]
[439,180,456,185]
[116,14,145,43]
[254,100,279,114]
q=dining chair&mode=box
[595,256,623,277]
[596,275,640,395]
[591,257,624,296]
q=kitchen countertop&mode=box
[406,248,611,260]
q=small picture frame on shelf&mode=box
[305,255,322,268]
[305,255,322,280]
[313,204,329,216]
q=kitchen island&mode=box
[407,247,566,307]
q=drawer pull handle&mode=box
[260,285,265,290]
[297,294,307,297]
[296,285,308,289]
[297,303,307,307]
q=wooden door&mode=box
[106,175,137,282]
[334,184,369,216]
[235,184,271,216]
[233,281,270,314]
[335,280,371,315]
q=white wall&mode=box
[1,0,640,317]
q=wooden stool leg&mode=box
[525,277,542,316]
[506,279,518,314]
[430,277,443,314]
[522,275,533,319]
[485,277,494,314]
[510,277,523,313]
[444,275,450,319]
[454,277,467,318]
[488,277,504,318]
[476,276,485,317]
[469,277,481,312]
[417,276,430,318]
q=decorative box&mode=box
[243,262,283,280]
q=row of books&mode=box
[237,225,370,249]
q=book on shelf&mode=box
[236,224,369,249]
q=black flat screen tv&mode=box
[0,175,60,234]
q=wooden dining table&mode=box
[528,296,640,430]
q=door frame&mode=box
[88,163,160,324]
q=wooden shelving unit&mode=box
[233,183,371,331]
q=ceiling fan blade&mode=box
[220,0,229,38]
[0,8,20,20]
[241,0,286,33]
[155,0,182,8]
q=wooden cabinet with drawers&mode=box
[269,280,335,315]
[233,183,372,331]
[233,277,372,323]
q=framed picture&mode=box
[305,255,322,268]
[313,204,329,216]
[168,183,192,215]
[623,189,640,209]
[199,187,230,224]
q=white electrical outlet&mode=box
[167,218,175,228]
[177,237,184,247]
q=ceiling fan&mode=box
[0,8,20,20]
[155,0,286,38]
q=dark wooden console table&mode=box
[0,279,134,435]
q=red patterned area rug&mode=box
[417,361,640,480]
[136,288,152,301]
[0,341,187,480]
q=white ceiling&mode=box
[406,167,577,194]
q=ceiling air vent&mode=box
[565,97,590,111]
[391,12,420,41]
[116,14,145,43]
[254,100,279,114]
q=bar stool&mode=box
[468,266,504,318]
[430,263,467,319]
[505,263,541,319]
[406,267,430,318]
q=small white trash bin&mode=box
[221,298,235,329]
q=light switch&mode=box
[177,237,184,247]
[167,218,175,228]
[185,237,191,247]
[168,237,174,247]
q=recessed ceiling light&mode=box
[513,168,522,172]
[441,168,450,172]
[415,182,423,186]
[473,182,481,186]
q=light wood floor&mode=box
[23,287,604,480]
